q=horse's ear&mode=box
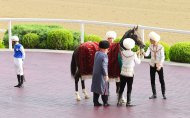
[131,27,135,32]
[134,25,138,30]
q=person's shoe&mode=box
[126,102,131,107]
[18,84,24,88]
[163,95,167,99]
[126,103,136,107]
[94,103,102,107]
[14,84,20,87]
[149,95,157,99]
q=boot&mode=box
[14,75,21,87]
[19,75,24,88]
[149,94,157,99]
[93,93,102,106]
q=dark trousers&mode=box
[93,92,108,105]
[118,75,133,102]
[150,65,166,95]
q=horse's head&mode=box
[120,26,145,50]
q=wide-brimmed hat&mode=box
[149,31,160,42]
[123,38,135,49]
[99,40,110,49]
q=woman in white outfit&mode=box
[117,38,141,106]
[12,36,25,88]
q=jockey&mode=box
[12,36,25,88]
[105,31,117,44]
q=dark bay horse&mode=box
[71,26,145,101]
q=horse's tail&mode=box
[71,50,77,77]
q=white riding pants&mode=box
[14,58,24,75]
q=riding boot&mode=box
[19,75,24,88]
[14,75,21,87]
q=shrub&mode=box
[84,34,102,42]
[114,37,121,43]
[71,31,81,49]
[21,33,40,48]
[70,31,88,50]
[3,24,64,48]
[144,41,170,61]
[160,41,170,61]
[0,39,5,48]
[170,42,190,63]
[47,29,73,50]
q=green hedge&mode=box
[46,29,73,50]
[84,34,102,42]
[21,33,39,48]
[170,42,190,63]
[114,37,121,43]
[144,41,170,61]
[71,31,81,49]
[0,40,5,48]
[3,24,64,48]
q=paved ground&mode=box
[0,50,190,118]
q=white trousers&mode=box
[14,58,24,75]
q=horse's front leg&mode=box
[75,76,81,101]
[81,79,90,99]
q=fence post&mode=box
[8,20,12,49]
[140,28,145,43]
[80,23,84,44]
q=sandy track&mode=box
[0,0,190,44]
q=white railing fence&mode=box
[0,18,190,49]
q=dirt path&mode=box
[0,0,190,44]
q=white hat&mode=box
[11,36,19,41]
[123,38,135,49]
[105,31,117,40]
[149,31,160,42]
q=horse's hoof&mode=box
[75,92,81,101]
[76,97,81,101]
